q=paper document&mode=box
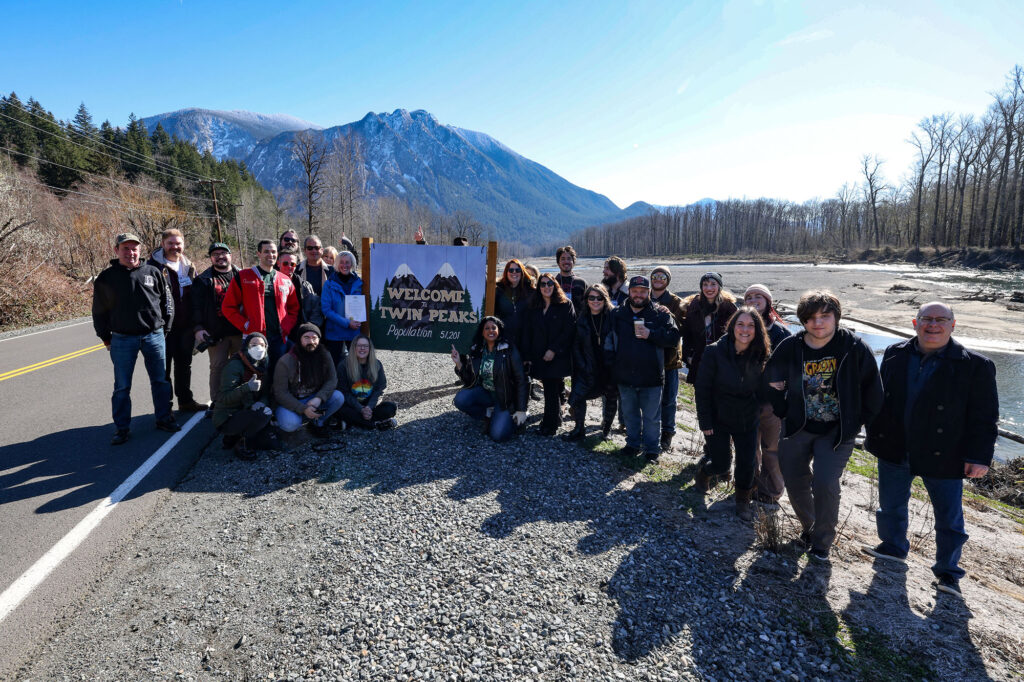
[345,295,367,322]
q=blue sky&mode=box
[3,0,1022,208]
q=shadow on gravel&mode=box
[0,417,206,514]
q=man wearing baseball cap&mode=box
[603,275,681,460]
[92,233,180,445]
[191,242,241,408]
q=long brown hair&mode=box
[497,258,535,290]
[582,283,611,314]
[726,305,770,370]
[531,272,568,308]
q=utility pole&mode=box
[208,179,225,242]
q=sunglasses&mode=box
[507,267,522,274]
[651,274,668,280]
[586,295,603,302]
[282,237,298,243]
[539,281,555,288]
[305,245,322,251]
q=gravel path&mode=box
[17,351,1020,681]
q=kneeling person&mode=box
[273,323,344,437]
[213,333,275,460]
[337,335,398,430]
[453,317,528,442]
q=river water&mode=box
[537,258,1024,461]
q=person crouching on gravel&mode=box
[213,333,277,460]
[694,307,771,520]
[272,323,345,438]
[766,290,883,564]
[743,284,792,508]
[336,335,397,430]
[565,284,618,441]
[452,316,529,442]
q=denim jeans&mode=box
[618,384,663,453]
[876,458,968,580]
[275,390,345,432]
[453,386,515,442]
[109,330,172,430]
[660,368,679,436]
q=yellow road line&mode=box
[0,343,105,382]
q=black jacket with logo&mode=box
[604,299,681,388]
[865,338,998,478]
[92,259,174,343]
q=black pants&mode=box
[540,377,564,430]
[325,339,350,368]
[701,422,758,490]
[219,409,272,438]
[164,327,195,403]
[570,383,618,427]
[338,400,397,429]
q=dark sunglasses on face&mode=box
[587,295,603,301]
[282,237,297,243]
[539,281,555,288]
[305,245,322,251]
[507,267,522,273]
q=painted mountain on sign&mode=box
[425,262,462,292]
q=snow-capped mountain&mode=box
[141,109,322,161]
[425,262,462,292]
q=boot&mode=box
[735,486,755,521]
[564,419,586,441]
[694,462,713,492]
[600,417,613,440]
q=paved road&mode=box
[0,319,216,679]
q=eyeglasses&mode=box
[507,267,522,274]
[651,274,668,281]
[539,281,555,288]
[918,316,952,325]
[305,245,322,251]
[281,237,298,243]
[586,295,603,302]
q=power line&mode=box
[18,177,218,219]
[1,98,220,184]
[0,144,213,204]
[0,109,217,185]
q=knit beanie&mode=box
[700,271,723,288]
[744,283,772,305]
[295,322,322,339]
[243,332,268,348]
[651,266,672,285]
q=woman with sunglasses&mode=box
[521,272,576,436]
[321,250,363,366]
[494,259,535,350]
[565,284,617,441]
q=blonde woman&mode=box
[337,335,397,430]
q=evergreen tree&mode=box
[0,93,39,165]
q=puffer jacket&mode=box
[456,341,528,413]
[213,351,268,429]
[321,271,363,342]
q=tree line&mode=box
[559,65,1024,258]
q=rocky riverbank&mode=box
[15,352,1024,681]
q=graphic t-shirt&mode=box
[480,350,496,394]
[256,267,281,336]
[802,335,841,434]
[211,270,234,319]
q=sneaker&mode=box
[375,417,398,431]
[642,451,660,463]
[155,417,181,433]
[861,544,907,564]
[934,575,963,598]
[110,429,130,446]
[620,446,641,458]
[660,432,674,452]
[807,548,831,565]
[177,399,208,412]
[308,421,330,438]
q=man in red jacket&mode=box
[221,239,300,376]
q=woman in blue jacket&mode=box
[321,250,363,366]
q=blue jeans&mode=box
[275,390,345,433]
[876,458,968,580]
[660,368,679,436]
[453,386,515,442]
[109,330,172,430]
[618,384,662,453]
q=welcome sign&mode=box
[368,243,488,353]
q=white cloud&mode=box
[775,28,834,47]
[676,77,693,95]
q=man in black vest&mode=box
[864,301,998,599]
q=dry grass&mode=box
[0,263,91,332]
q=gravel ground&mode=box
[17,351,1023,681]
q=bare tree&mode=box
[290,130,328,235]
[861,155,887,247]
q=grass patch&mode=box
[678,382,695,406]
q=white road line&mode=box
[0,320,90,343]
[0,411,205,624]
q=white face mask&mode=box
[248,345,267,361]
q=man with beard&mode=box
[604,276,680,460]
[272,323,344,437]
[602,256,628,306]
[92,233,179,444]
[554,245,586,313]
[148,228,204,411]
[191,243,241,408]
[649,266,687,451]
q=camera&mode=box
[193,336,217,355]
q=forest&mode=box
[561,66,1024,261]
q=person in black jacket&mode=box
[337,335,398,430]
[743,283,792,506]
[695,307,771,520]
[681,272,738,385]
[863,302,998,598]
[766,290,883,563]
[191,242,241,408]
[565,284,617,441]
[554,245,586,313]
[493,258,535,350]
[452,317,529,442]
[603,275,681,459]
[520,273,576,436]
[601,256,629,307]
[92,233,179,445]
